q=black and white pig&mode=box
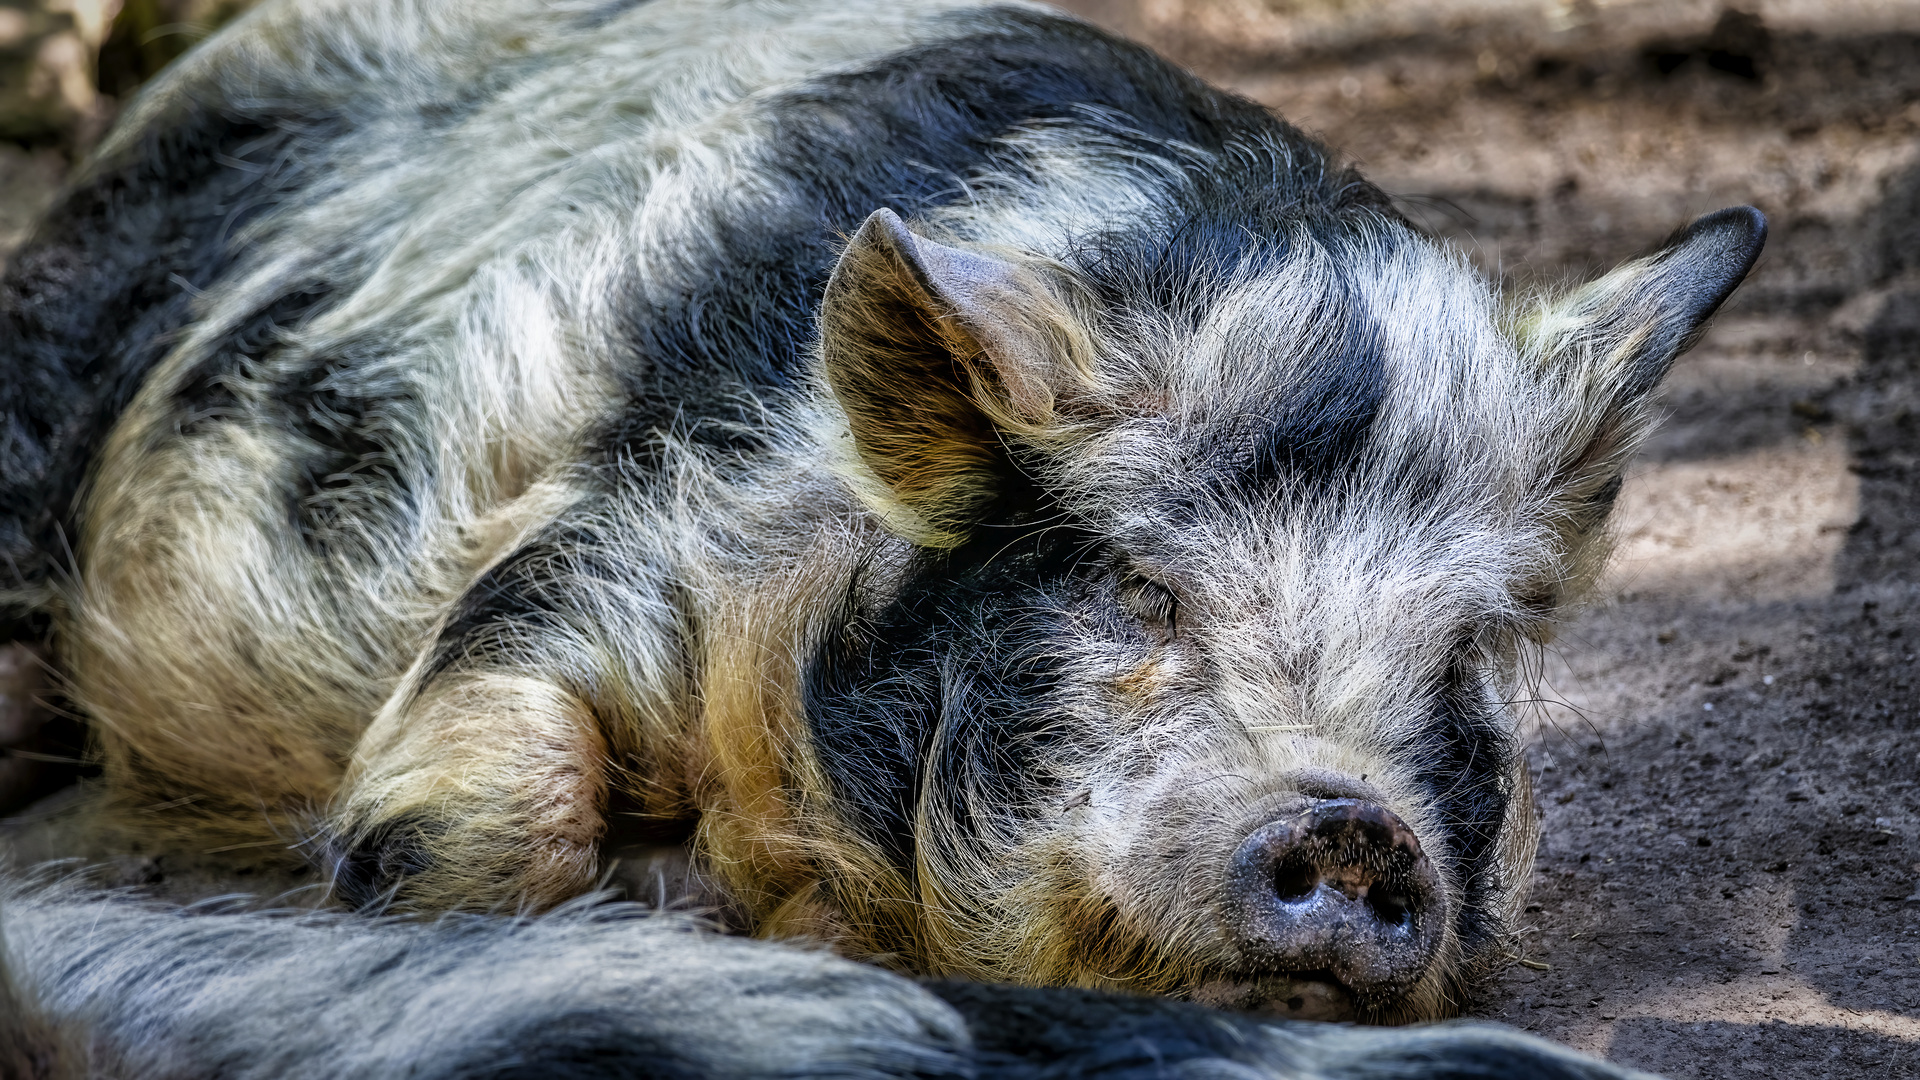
[0,0,1761,1049]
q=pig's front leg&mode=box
[322,671,613,912]
[319,516,697,913]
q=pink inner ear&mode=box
[860,209,1061,424]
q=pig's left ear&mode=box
[1523,206,1766,533]
[819,208,1094,547]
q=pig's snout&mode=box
[1225,799,1443,1002]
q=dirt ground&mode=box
[3,1,1918,1076]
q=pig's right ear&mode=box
[1521,206,1766,536]
[819,208,1094,547]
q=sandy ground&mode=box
[3,1,1918,1076]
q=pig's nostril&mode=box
[1226,798,1444,1002]
[1271,858,1319,902]
[1367,885,1414,927]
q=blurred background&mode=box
[1,1,1917,1076]
[0,0,249,253]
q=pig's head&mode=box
[801,199,1764,1021]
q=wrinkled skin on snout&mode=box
[807,205,1766,1020]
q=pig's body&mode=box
[0,0,1760,1063]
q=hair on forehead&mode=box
[1059,134,1403,330]
[1061,191,1427,510]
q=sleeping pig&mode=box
[0,0,1761,1044]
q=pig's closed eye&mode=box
[1121,576,1178,641]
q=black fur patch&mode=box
[428,536,580,686]
[419,507,696,714]
[271,338,426,559]
[1236,283,1390,499]
[160,281,422,560]
[1070,174,1398,328]
[1082,211,1405,511]
[804,522,1094,873]
[1399,663,1518,962]
[0,104,345,627]
[1573,473,1626,536]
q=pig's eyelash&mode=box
[1118,575,1179,640]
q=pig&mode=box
[0,0,1761,1044]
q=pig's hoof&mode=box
[317,813,441,910]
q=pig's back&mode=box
[0,0,1332,613]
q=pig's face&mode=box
[810,205,1764,1019]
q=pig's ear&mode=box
[1524,206,1765,533]
[820,208,1092,546]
